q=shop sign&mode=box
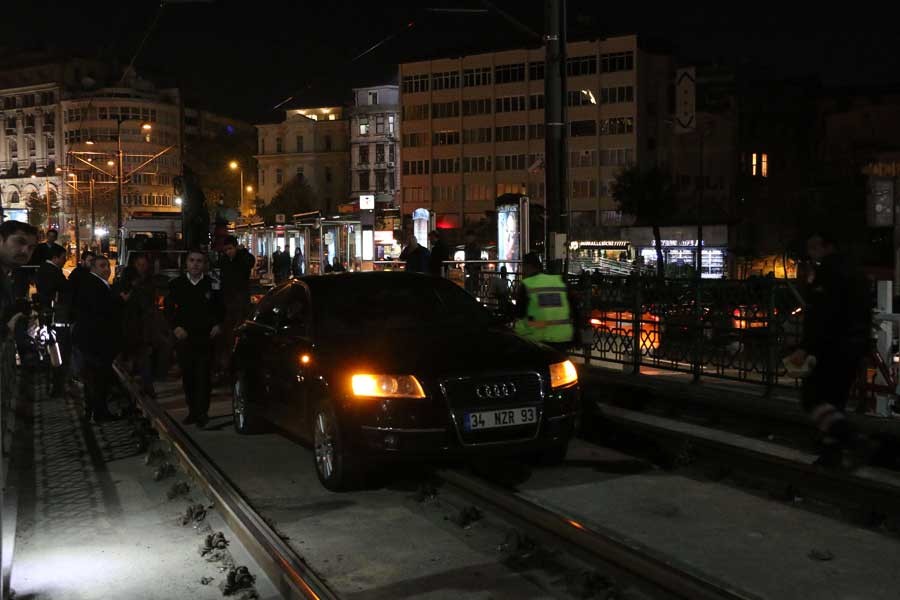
[571,240,629,249]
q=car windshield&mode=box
[309,275,493,337]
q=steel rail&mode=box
[437,468,761,600]
[115,365,338,600]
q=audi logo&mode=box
[476,382,517,399]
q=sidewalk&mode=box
[7,371,278,600]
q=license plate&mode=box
[465,407,537,431]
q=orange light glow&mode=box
[567,519,586,531]
[590,310,660,350]
[300,354,311,365]
[549,360,578,389]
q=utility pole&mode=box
[45,178,52,233]
[89,172,96,252]
[543,0,567,272]
[696,122,704,278]
[116,117,124,235]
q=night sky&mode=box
[6,1,900,124]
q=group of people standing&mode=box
[0,222,256,430]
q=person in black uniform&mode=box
[165,248,224,428]
[34,229,65,264]
[787,232,872,466]
[35,245,68,308]
[35,245,70,397]
[72,256,125,422]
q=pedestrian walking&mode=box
[165,249,224,428]
[72,256,126,422]
[399,231,430,273]
[428,230,450,277]
[513,252,574,353]
[787,232,872,467]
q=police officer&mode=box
[165,248,224,428]
[513,252,574,352]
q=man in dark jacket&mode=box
[0,221,38,408]
[166,249,224,428]
[291,247,304,277]
[33,229,65,264]
[35,245,69,309]
[787,232,872,467]
[399,231,430,274]
[36,245,70,397]
[272,246,291,283]
[73,256,125,422]
[428,230,450,277]
[217,236,253,375]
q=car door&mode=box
[266,282,313,436]
[237,289,280,421]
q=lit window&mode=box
[761,153,768,178]
[751,153,757,176]
[328,113,336,121]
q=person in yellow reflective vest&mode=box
[513,252,574,351]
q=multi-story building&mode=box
[63,80,182,217]
[255,107,349,215]
[0,56,183,236]
[349,85,400,207]
[398,35,672,238]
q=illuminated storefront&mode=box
[626,225,729,279]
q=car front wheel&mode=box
[313,398,360,491]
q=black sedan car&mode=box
[232,272,580,491]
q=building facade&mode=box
[63,81,182,218]
[349,85,400,207]
[255,107,349,215]
[398,35,672,235]
[0,57,183,238]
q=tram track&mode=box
[114,364,338,600]
[115,365,773,600]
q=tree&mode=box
[25,190,60,231]
[611,165,677,278]
[257,176,319,224]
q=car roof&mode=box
[296,272,460,295]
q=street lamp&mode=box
[228,161,244,212]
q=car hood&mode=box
[315,326,562,380]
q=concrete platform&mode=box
[577,361,900,438]
[8,376,279,600]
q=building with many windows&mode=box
[0,56,183,238]
[349,85,400,207]
[255,107,349,215]
[398,35,672,236]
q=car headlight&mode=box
[351,374,426,399]
[549,360,578,389]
